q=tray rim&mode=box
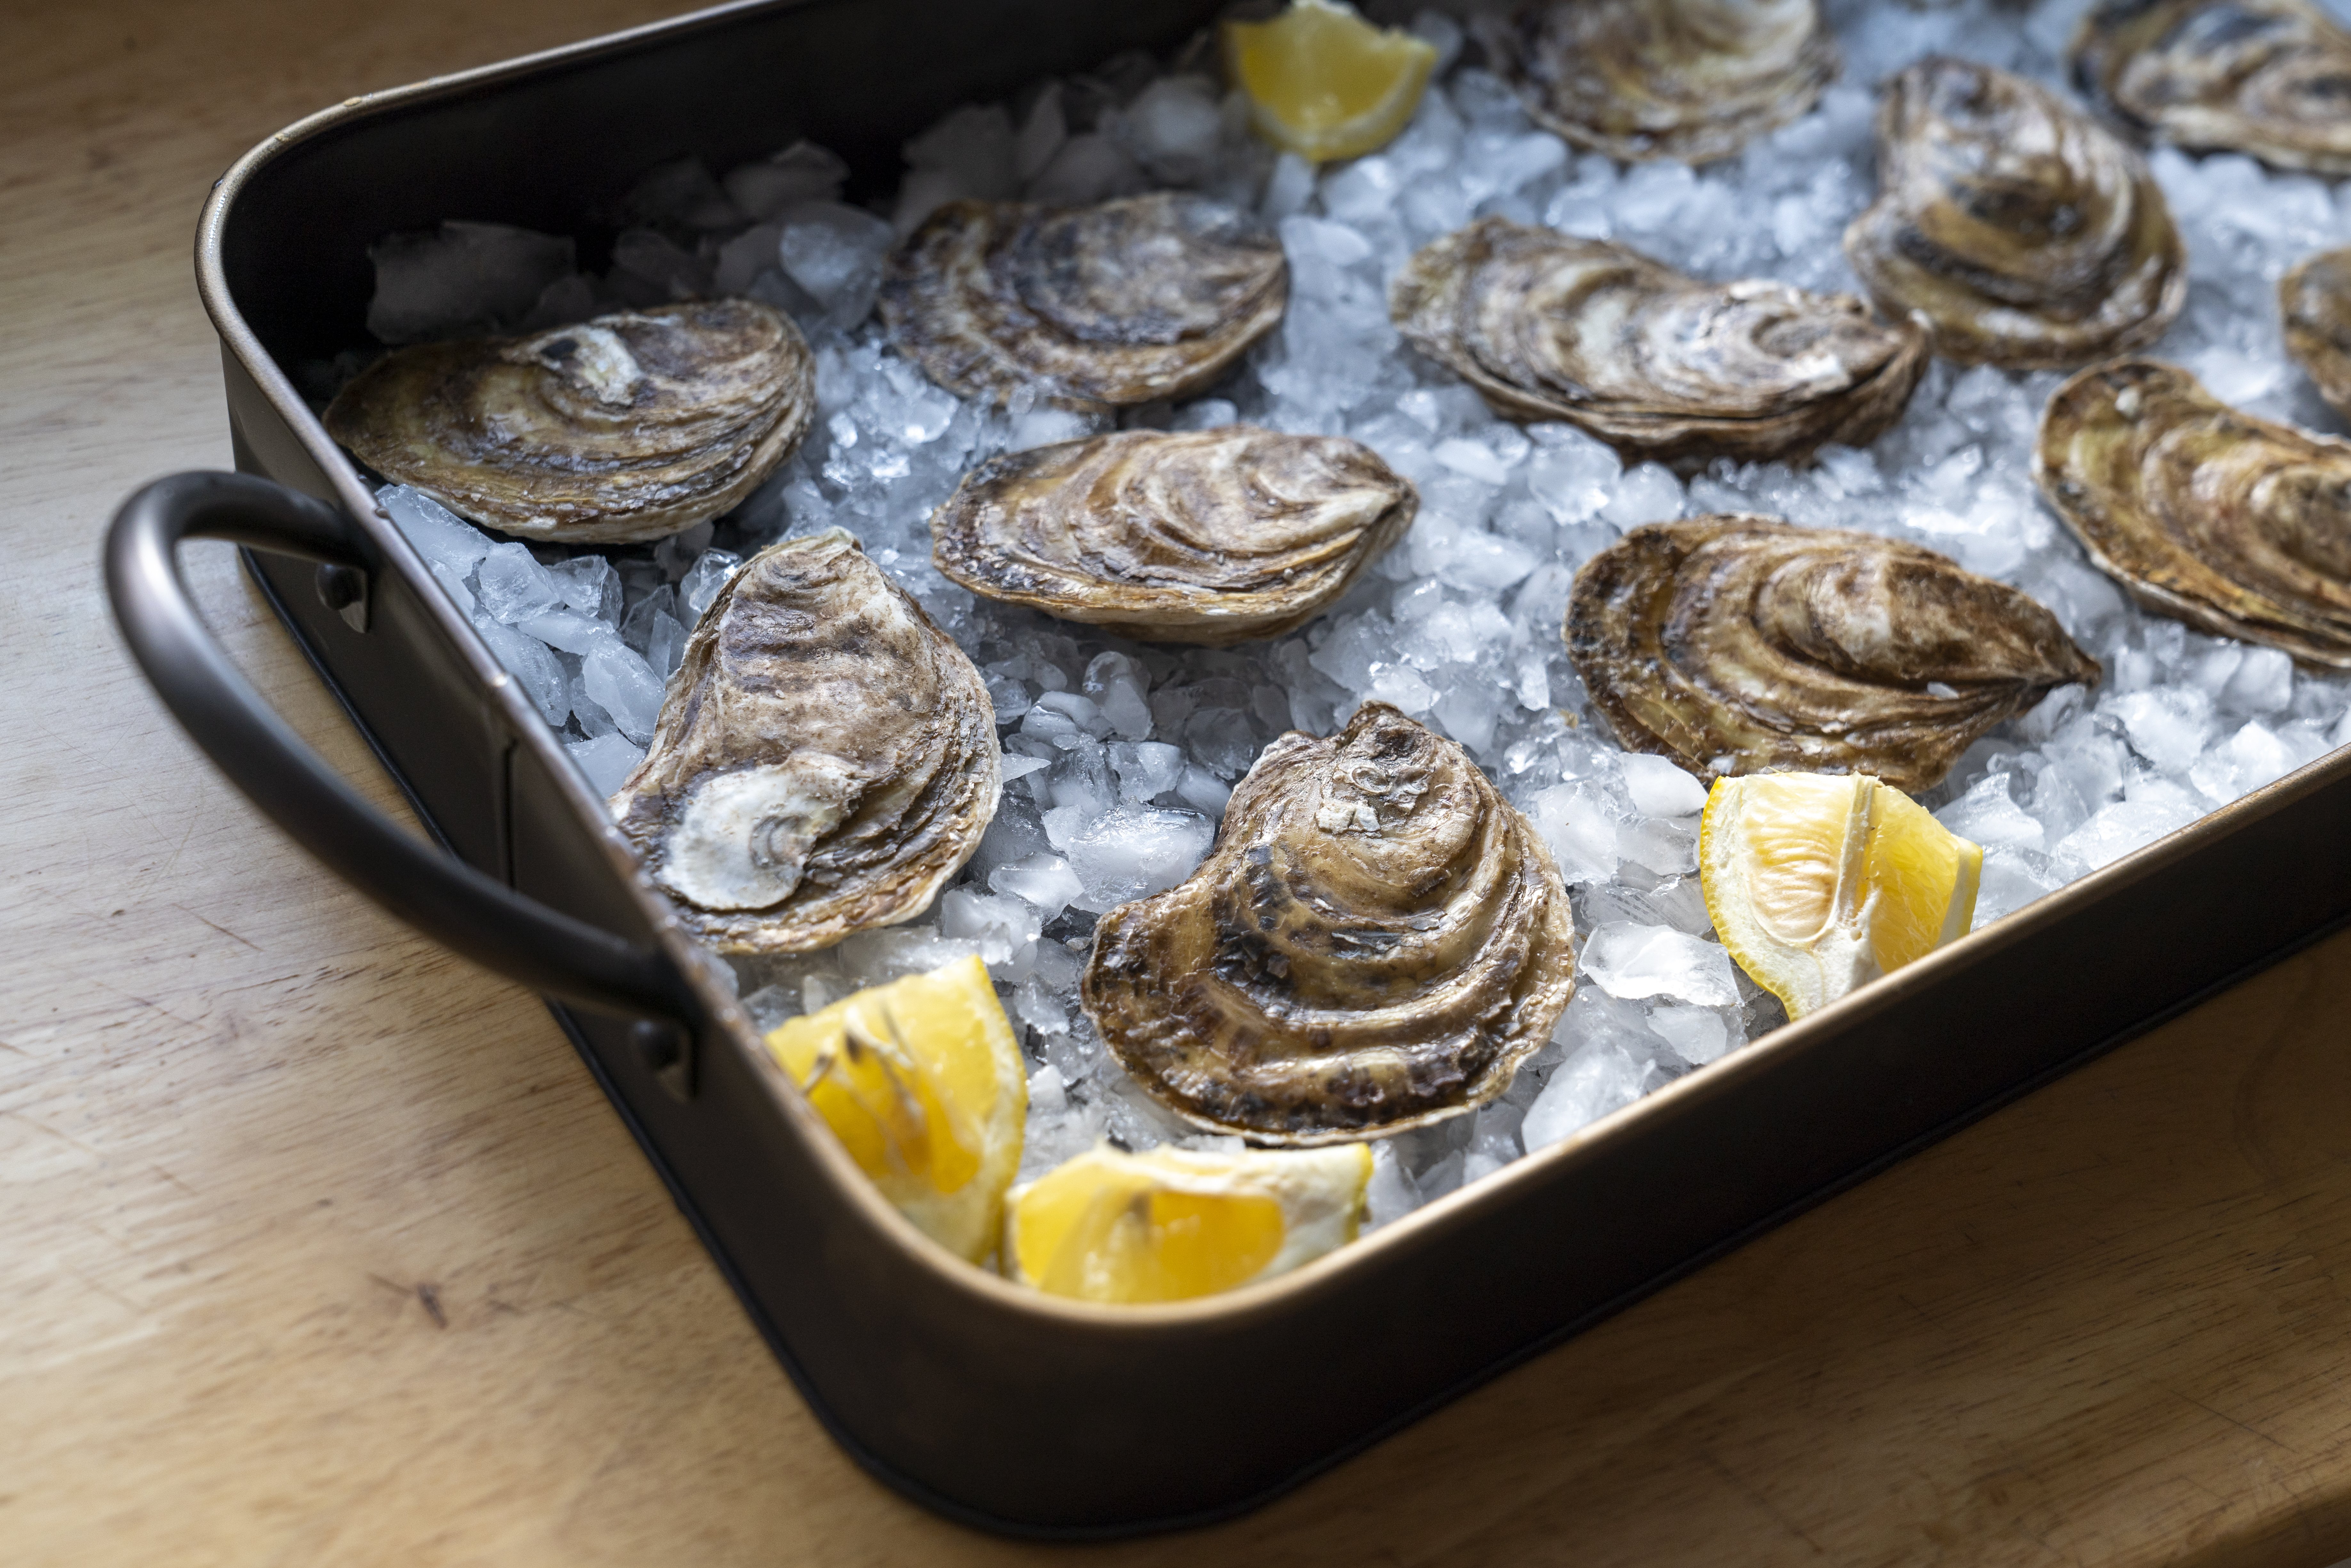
[187,0,2351,1338]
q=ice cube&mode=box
[776,201,896,328]
[582,637,667,745]
[1526,783,1620,884]
[2107,687,2215,775]
[989,851,1087,916]
[1064,806,1215,911]
[1579,922,1741,1007]
[1647,1005,1732,1066]
[545,554,621,622]
[1083,652,1154,740]
[380,485,493,578]
[470,613,567,725]
[1619,753,1708,818]
[1599,462,1685,528]
[723,140,851,220]
[365,221,576,344]
[1935,771,2046,852]
[565,732,647,796]
[1110,76,1225,185]
[678,548,742,625]
[474,543,565,624]
[1024,132,1148,207]
[1522,1038,1657,1150]
[939,887,1044,970]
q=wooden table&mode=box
[10,3,2351,1561]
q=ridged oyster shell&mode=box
[1843,57,2187,371]
[1082,703,1575,1145]
[928,426,1416,646]
[2281,246,2351,419]
[879,193,1288,413]
[2071,0,2351,176]
[2035,358,2351,666]
[1390,218,1930,466]
[610,528,1000,953]
[1566,516,2101,791]
[326,300,815,544]
[1478,0,1839,164]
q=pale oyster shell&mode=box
[1390,218,1929,466]
[2036,357,2351,667]
[1479,0,1838,165]
[1566,515,2101,792]
[1083,703,1576,1146]
[879,192,1288,413]
[1843,57,2187,371]
[325,299,816,544]
[927,426,1416,646]
[2281,246,2351,420]
[610,528,999,953]
[2072,0,2351,176]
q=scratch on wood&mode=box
[173,902,263,953]
[417,1283,446,1328]
[2161,1383,2294,1452]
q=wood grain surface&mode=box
[9,3,2351,1563]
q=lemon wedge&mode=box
[1224,0,1439,164]
[765,954,1025,1262]
[1005,1143,1372,1305]
[1699,773,1983,1021]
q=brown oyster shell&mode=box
[878,193,1288,413]
[2071,0,2351,176]
[1566,516,2101,791]
[1842,57,2187,371]
[2035,357,2351,666]
[1478,0,1838,164]
[609,528,999,954]
[1389,218,1930,466]
[2281,246,2351,420]
[325,300,815,544]
[928,426,1416,646]
[1082,703,1575,1145]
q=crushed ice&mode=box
[353,0,2351,1231]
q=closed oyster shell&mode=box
[1478,0,1838,164]
[1389,218,1929,466]
[1843,58,2187,371]
[325,299,815,544]
[928,426,1416,645]
[2281,246,2351,419]
[2035,357,2351,666]
[1566,516,2101,791]
[1083,703,1575,1146]
[610,528,999,953]
[2071,0,2351,176]
[879,193,1288,413]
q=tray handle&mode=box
[105,471,700,1045]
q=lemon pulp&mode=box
[765,954,1025,1262]
[1224,0,1439,164]
[1006,1144,1372,1305]
[1700,773,1982,1020]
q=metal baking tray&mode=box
[102,0,2351,1539]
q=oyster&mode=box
[2281,246,2351,420]
[1478,0,1838,164]
[2035,357,2351,666]
[1389,218,1930,466]
[2071,0,2351,176]
[928,426,1416,645]
[610,528,999,953]
[879,192,1288,413]
[1566,516,2101,791]
[1083,704,1575,1145]
[1842,58,2187,371]
[326,299,815,544]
